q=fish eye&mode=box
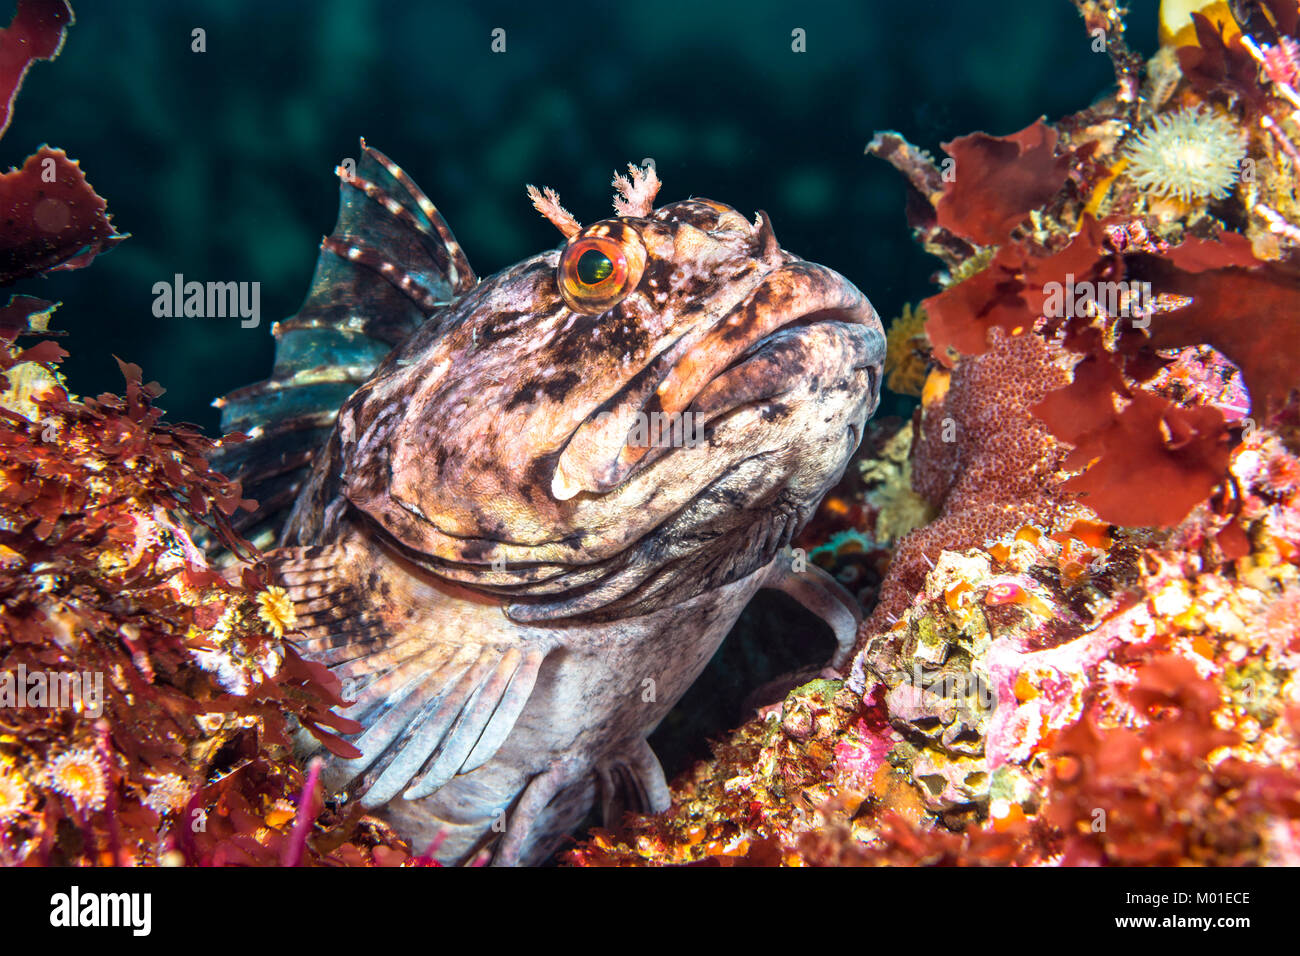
[576,248,613,285]
[558,232,645,313]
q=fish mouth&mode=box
[551,261,884,500]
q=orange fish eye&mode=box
[558,233,645,313]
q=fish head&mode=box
[335,172,885,616]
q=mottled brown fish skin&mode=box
[280,193,885,864]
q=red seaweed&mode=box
[934,120,1072,247]
[0,0,71,140]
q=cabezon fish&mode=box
[215,144,885,865]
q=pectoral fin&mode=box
[597,737,671,827]
[273,543,551,806]
[761,559,862,669]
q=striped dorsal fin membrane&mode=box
[212,140,476,548]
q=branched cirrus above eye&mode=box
[558,232,645,313]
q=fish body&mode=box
[217,146,885,864]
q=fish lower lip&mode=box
[693,306,879,410]
[723,305,868,371]
[686,315,882,432]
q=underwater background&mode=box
[6,0,1155,431]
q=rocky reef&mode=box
[568,0,1300,866]
[571,438,1300,864]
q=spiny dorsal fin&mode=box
[212,141,475,548]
